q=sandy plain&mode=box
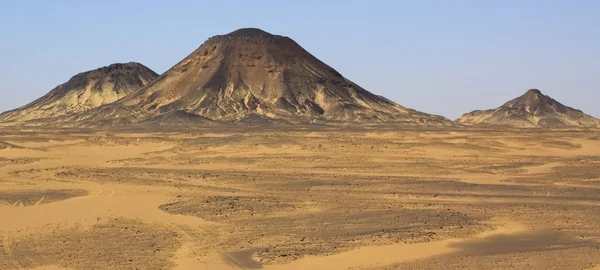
[1,126,599,269]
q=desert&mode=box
[3,10,600,269]
[1,125,599,269]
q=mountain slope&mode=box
[458,89,600,128]
[0,62,158,122]
[68,28,452,126]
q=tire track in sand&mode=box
[172,224,253,270]
[101,187,117,200]
[34,196,46,206]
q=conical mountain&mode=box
[458,89,600,128]
[70,28,452,126]
[0,62,158,122]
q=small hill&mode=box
[0,62,158,122]
[458,89,600,128]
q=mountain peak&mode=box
[103,62,145,70]
[512,88,550,107]
[206,28,286,45]
[225,28,273,38]
[78,62,151,80]
[458,88,600,128]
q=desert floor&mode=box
[1,127,599,270]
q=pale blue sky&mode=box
[1,0,599,119]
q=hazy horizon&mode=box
[2,0,599,119]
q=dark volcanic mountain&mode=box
[66,28,452,126]
[0,62,158,122]
[458,89,600,128]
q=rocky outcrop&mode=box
[65,28,453,126]
[458,89,600,128]
[0,62,158,122]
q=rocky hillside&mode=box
[65,28,452,126]
[458,89,600,128]
[0,62,158,122]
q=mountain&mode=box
[0,62,158,122]
[64,28,452,126]
[458,89,600,128]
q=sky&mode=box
[1,0,599,119]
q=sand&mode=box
[1,127,599,269]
